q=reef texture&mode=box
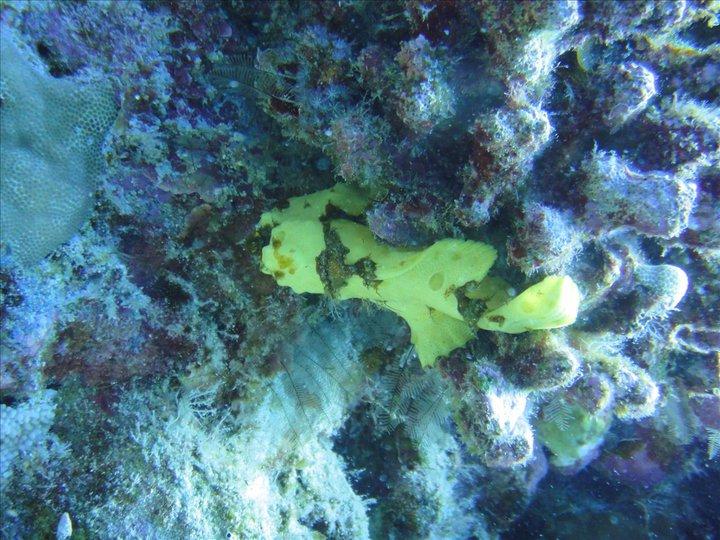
[0,0,718,538]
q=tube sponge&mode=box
[259,184,581,366]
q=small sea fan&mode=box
[378,348,451,449]
[209,52,297,104]
[542,396,572,432]
[708,428,720,460]
[268,319,363,444]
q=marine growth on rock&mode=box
[0,1,718,538]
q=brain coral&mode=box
[0,26,117,265]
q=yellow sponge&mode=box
[261,220,326,294]
[259,183,371,227]
[259,184,581,367]
[477,276,581,334]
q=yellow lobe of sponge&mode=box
[477,275,581,334]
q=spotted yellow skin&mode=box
[260,184,580,367]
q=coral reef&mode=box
[0,0,718,537]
